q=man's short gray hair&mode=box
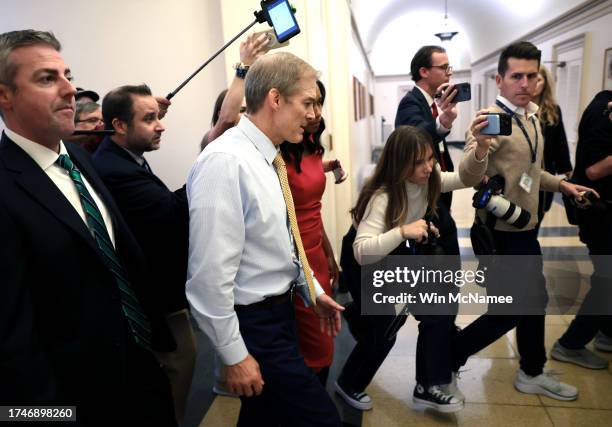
[245,52,318,114]
[75,102,101,123]
[0,30,61,119]
[0,30,61,89]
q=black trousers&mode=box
[560,208,612,348]
[236,301,341,427]
[338,226,457,391]
[452,228,548,377]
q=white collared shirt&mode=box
[415,85,451,135]
[497,95,539,119]
[5,128,116,246]
[186,116,324,366]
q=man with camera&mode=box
[452,41,595,401]
[551,90,612,369]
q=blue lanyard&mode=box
[495,100,538,163]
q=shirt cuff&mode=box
[314,276,325,298]
[436,117,451,135]
[217,337,249,366]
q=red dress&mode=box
[286,151,333,371]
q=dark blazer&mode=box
[395,86,455,210]
[540,105,573,213]
[92,137,189,313]
[0,133,174,410]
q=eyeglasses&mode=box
[76,118,104,125]
[430,64,453,73]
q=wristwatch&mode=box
[234,62,249,79]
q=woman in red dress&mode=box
[280,81,341,386]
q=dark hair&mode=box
[411,45,445,82]
[279,80,326,172]
[211,89,228,126]
[102,84,152,130]
[498,41,541,77]
[0,30,61,119]
[351,126,441,230]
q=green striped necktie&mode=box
[56,154,153,351]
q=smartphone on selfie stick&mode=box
[166,0,300,101]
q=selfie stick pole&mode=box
[166,9,268,101]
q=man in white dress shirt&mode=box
[186,52,344,426]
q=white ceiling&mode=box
[350,0,588,75]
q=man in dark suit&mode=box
[92,84,195,423]
[0,30,176,426]
[552,90,612,369]
[395,45,461,254]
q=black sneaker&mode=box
[413,384,463,413]
[334,380,373,411]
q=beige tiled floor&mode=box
[358,189,612,426]
[199,164,612,426]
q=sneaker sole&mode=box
[413,397,464,413]
[514,381,578,401]
[551,349,608,370]
[334,381,373,411]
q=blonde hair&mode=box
[535,64,559,126]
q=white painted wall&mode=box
[374,70,473,145]
[352,0,587,76]
[0,0,226,190]
[349,32,376,203]
[471,5,612,114]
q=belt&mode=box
[234,287,294,313]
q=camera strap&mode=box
[495,100,538,163]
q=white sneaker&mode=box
[514,369,578,401]
[442,372,465,402]
[594,332,612,353]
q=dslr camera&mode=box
[472,175,531,229]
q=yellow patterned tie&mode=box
[273,152,317,306]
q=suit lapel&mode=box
[411,88,434,120]
[0,135,99,254]
[100,137,167,188]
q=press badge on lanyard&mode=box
[519,172,533,193]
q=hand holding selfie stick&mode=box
[166,1,298,101]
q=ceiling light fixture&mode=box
[434,0,458,42]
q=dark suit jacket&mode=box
[92,137,189,313]
[540,105,573,213]
[395,86,455,210]
[0,133,174,411]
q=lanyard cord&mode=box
[495,100,538,163]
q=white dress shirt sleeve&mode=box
[436,117,451,135]
[186,152,249,366]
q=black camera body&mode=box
[472,175,531,229]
